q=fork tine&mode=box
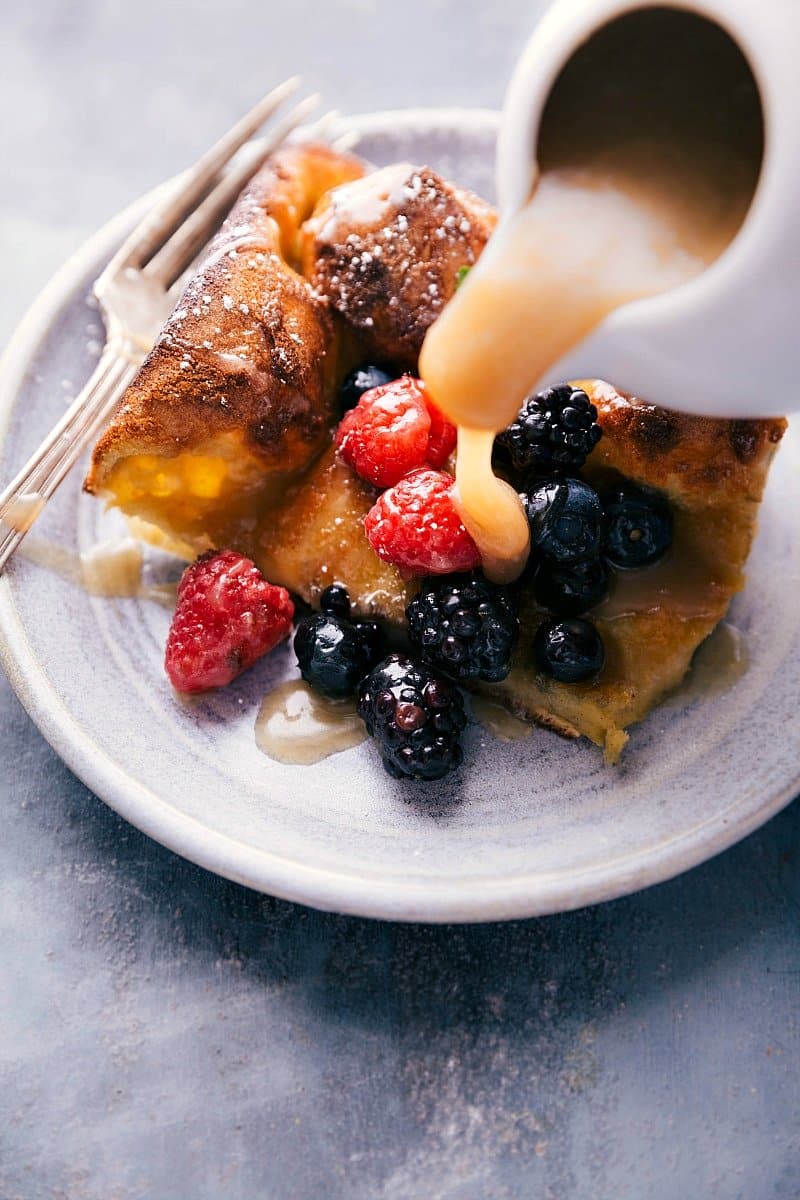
[145,94,322,289]
[330,129,361,154]
[100,76,302,280]
[189,75,302,188]
[292,107,340,144]
[0,79,339,572]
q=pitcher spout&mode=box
[496,0,799,418]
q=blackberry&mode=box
[294,612,372,699]
[523,477,602,565]
[534,556,609,617]
[602,484,673,569]
[406,573,519,683]
[497,384,602,477]
[533,618,605,683]
[339,364,394,412]
[357,654,467,781]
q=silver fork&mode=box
[0,76,324,574]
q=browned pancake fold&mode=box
[85,143,365,551]
[301,162,496,368]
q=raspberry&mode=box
[364,469,481,576]
[165,550,294,692]
[335,376,456,488]
[423,388,457,468]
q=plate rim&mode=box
[0,105,797,923]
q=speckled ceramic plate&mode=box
[0,108,798,922]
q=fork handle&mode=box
[0,344,139,575]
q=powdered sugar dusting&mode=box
[304,163,495,356]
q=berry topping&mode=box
[523,477,602,565]
[339,364,393,412]
[364,468,481,576]
[336,376,429,488]
[335,377,456,488]
[294,612,375,699]
[407,572,519,683]
[497,384,602,477]
[353,620,385,666]
[320,582,351,621]
[533,617,605,683]
[602,484,674,569]
[424,393,458,469]
[357,653,467,781]
[165,550,294,693]
[534,556,609,617]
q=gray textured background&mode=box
[1,2,799,1197]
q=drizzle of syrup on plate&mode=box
[255,680,366,765]
[664,622,749,709]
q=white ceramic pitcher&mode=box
[496,0,799,418]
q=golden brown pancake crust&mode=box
[301,163,496,369]
[84,143,364,498]
[584,380,785,503]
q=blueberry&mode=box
[320,583,351,620]
[339,364,394,412]
[602,485,673,569]
[294,613,371,699]
[523,478,602,565]
[353,620,385,666]
[533,618,605,683]
[534,556,609,616]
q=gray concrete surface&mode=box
[1,2,799,1196]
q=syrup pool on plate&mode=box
[255,680,366,765]
[470,694,534,742]
[664,622,749,710]
[20,535,177,605]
